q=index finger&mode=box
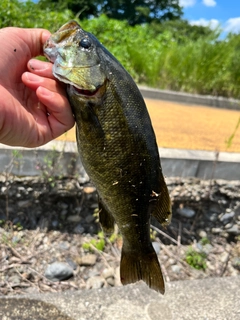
[27,59,55,79]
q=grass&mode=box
[185,247,207,271]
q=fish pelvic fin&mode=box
[98,198,115,235]
[151,176,172,227]
[120,245,165,294]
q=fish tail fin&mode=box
[120,245,165,294]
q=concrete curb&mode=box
[139,85,240,110]
[1,277,240,319]
[1,141,240,180]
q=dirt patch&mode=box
[56,99,240,153]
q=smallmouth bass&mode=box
[44,21,172,294]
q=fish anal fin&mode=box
[120,245,165,294]
[151,177,172,226]
[99,198,115,235]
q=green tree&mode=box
[38,0,99,19]
[38,0,183,25]
[150,19,219,43]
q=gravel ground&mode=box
[0,175,239,296]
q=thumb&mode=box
[18,28,51,57]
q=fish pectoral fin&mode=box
[120,245,165,294]
[98,198,115,235]
[151,178,172,226]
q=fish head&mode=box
[43,20,106,97]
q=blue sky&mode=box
[180,0,240,34]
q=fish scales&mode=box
[44,20,172,294]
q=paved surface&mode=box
[1,276,239,319]
[55,99,240,153]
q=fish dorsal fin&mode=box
[98,198,115,235]
[150,177,172,226]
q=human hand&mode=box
[0,27,75,147]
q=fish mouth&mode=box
[71,85,102,97]
[53,72,105,98]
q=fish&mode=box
[44,20,172,294]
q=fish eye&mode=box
[80,38,91,49]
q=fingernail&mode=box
[29,59,48,71]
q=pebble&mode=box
[232,257,240,270]
[86,276,105,289]
[220,211,235,223]
[44,262,74,282]
[102,268,115,280]
[212,228,222,234]
[224,223,233,229]
[202,244,213,255]
[8,275,21,285]
[227,225,239,234]
[220,252,229,263]
[58,241,70,251]
[85,214,95,224]
[67,215,81,222]
[206,212,218,222]
[73,223,85,234]
[198,230,207,238]
[177,207,196,218]
[171,265,181,273]
[77,254,97,266]
[17,200,32,208]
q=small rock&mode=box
[152,242,161,254]
[171,265,181,274]
[85,214,95,223]
[102,268,115,280]
[83,186,96,194]
[212,228,222,234]
[227,224,239,234]
[66,258,78,270]
[232,257,240,270]
[51,219,59,228]
[86,276,105,289]
[44,262,74,282]
[206,261,215,271]
[202,244,213,255]
[17,200,32,208]
[58,241,70,250]
[77,254,97,266]
[67,215,81,222]
[8,275,21,285]
[220,252,229,263]
[220,211,235,223]
[73,223,85,234]
[198,230,207,239]
[106,277,115,286]
[206,212,218,222]
[177,207,195,218]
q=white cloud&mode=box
[179,0,196,7]
[224,17,240,33]
[202,0,217,7]
[190,18,220,30]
